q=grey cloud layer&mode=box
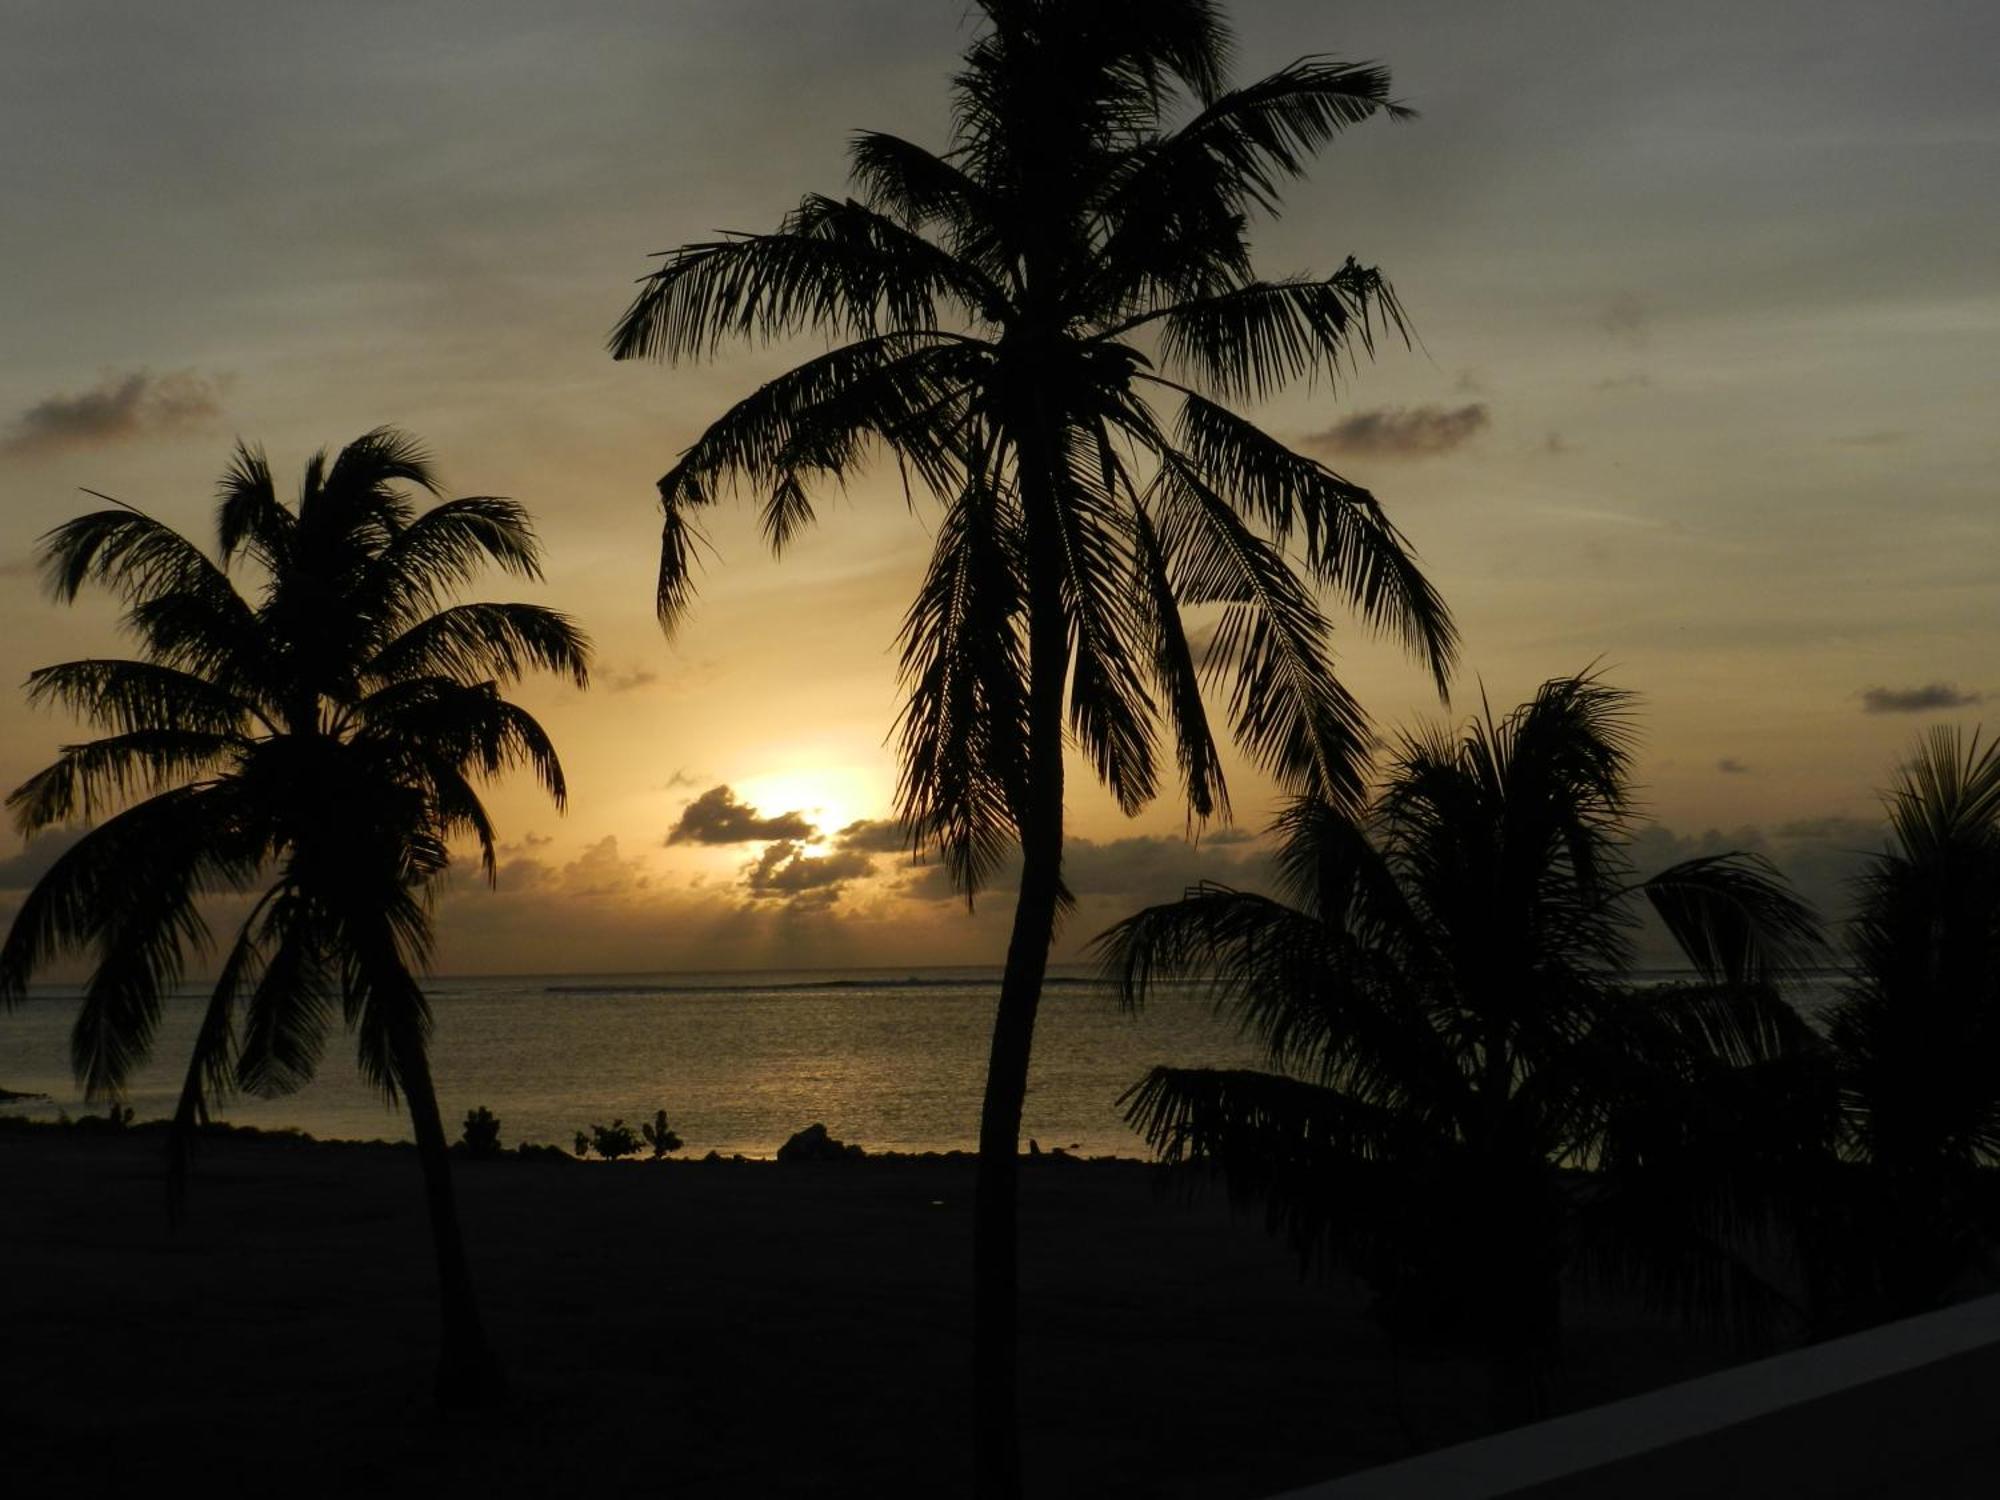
[1303,403,1489,461]
[2,370,225,457]
[1860,683,1984,714]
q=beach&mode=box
[2,1123,1739,1498]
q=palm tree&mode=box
[1825,727,2000,1318]
[0,428,590,1406]
[1099,675,1828,1424]
[608,3,1455,1487]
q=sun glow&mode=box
[733,765,887,849]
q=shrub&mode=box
[461,1106,503,1158]
[586,1118,642,1161]
[642,1109,683,1158]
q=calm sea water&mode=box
[1,965,1847,1158]
[0,966,1264,1158]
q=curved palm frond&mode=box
[894,476,1029,901]
[1170,387,1455,688]
[1152,453,1370,810]
[1643,854,1825,987]
[363,602,589,690]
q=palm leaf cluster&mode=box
[611,0,1457,895]
[1823,728,2000,1314]
[1099,674,1828,1413]
[0,429,589,1187]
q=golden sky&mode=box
[2,1,1994,973]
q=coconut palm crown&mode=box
[610,4,1455,1489]
[0,427,590,1401]
[1101,674,1828,1420]
[1825,726,2000,1314]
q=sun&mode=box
[733,765,885,850]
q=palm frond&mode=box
[1147,263,1408,402]
[8,729,241,832]
[1152,454,1371,810]
[356,677,570,810]
[894,475,1029,901]
[1642,854,1824,987]
[609,195,992,363]
[1129,499,1226,822]
[364,602,590,690]
[215,440,294,571]
[1172,389,1455,689]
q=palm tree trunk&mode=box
[393,1026,507,1408]
[972,544,1068,1500]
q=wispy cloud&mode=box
[1717,758,1751,774]
[1860,683,1983,714]
[1304,403,1489,461]
[603,667,659,694]
[2,369,227,457]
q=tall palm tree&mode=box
[0,428,590,1406]
[609,3,1455,1487]
[1825,727,2000,1317]
[1100,675,1828,1424]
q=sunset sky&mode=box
[2,0,1993,974]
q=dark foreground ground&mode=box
[1,1126,1740,1498]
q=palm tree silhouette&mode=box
[0,428,590,1406]
[609,4,1454,1486]
[1099,674,1826,1424]
[1825,727,2000,1317]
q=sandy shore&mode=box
[1,1124,1739,1497]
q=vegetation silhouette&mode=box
[0,428,590,1407]
[1099,673,1827,1424]
[1822,727,2000,1321]
[609,3,1453,1487]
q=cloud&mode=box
[1593,373,1653,392]
[744,840,876,908]
[495,834,652,900]
[2,369,227,457]
[1716,758,1750,774]
[1304,403,1489,461]
[1600,291,1651,349]
[661,769,700,790]
[1860,683,1984,714]
[603,667,659,694]
[666,785,816,845]
[833,817,911,854]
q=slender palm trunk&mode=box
[973,520,1068,1500]
[394,1027,507,1408]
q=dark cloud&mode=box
[833,818,912,854]
[0,829,87,889]
[1304,404,1489,461]
[661,769,700,790]
[604,668,659,694]
[2,369,227,457]
[1860,683,1983,714]
[666,785,816,845]
[1716,758,1750,774]
[744,841,876,907]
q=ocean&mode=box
[0,965,1848,1158]
[0,965,1263,1158]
